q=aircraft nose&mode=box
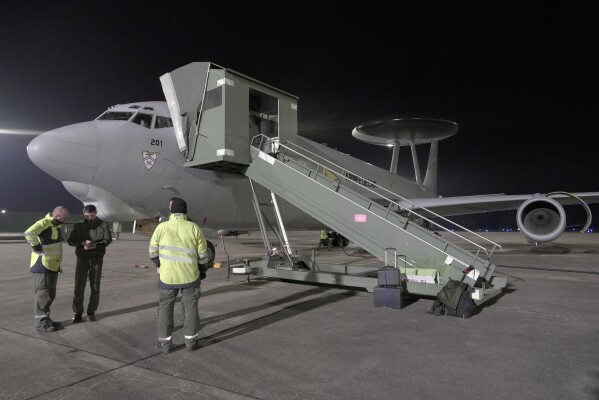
[27,122,100,183]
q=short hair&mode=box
[83,204,97,213]
[168,197,181,210]
[170,198,187,214]
[52,206,69,218]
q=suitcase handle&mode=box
[384,248,407,269]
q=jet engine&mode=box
[516,194,566,243]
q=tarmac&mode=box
[0,230,598,400]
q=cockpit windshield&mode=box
[96,111,134,121]
[95,107,173,130]
[155,116,173,128]
[132,113,153,128]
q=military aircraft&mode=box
[21,65,599,267]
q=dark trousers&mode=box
[72,257,103,315]
[157,286,201,344]
[33,272,58,326]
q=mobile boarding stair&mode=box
[159,61,507,305]
[241,135,506,305]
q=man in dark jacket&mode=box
[67,204,112,323]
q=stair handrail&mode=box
[249,143,487,272]
[250,134,501,258]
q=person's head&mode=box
[168,197,181,211]
[51,206,70,224]
[169,197,187,214]
[83,204,97,221]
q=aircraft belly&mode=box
[178,168,320,230]
[179,170,256,228]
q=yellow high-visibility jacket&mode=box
[23,213,64,272]
[149,213,207,286]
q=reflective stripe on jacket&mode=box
[23,213,63,272]
[149,213,208,286]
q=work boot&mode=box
[86,313,97,322]
[49,320,64,330]
[185,339,200,352]
[36,320,56,332]
[72,314,84,324]
[157,340,175,354]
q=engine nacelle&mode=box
[516,194,566,243]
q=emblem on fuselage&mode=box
[142,150,159,170]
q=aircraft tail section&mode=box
[422,140,438,196]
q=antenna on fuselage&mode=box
[352,116,458,195]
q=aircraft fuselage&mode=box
[26,102,434,233]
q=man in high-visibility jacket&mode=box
[23,206,70,332]
[149,198,208,353]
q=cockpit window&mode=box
[97,111,134,121]
[155,116,173,129]
[132,113,153,128]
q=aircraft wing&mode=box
[0,233,26,241]
[0,128,43,136]
[398,192,599,216]
[394,192,599,242]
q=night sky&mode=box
[1,2,598,229]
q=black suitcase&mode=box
[377,266,401,287]
[373,285,403,309]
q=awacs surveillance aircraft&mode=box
[24,62,599,272]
